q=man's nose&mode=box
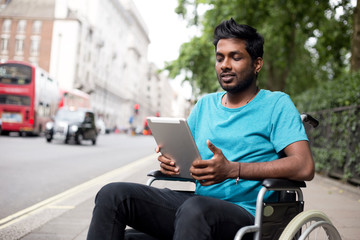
[221,58,231,70]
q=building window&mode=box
[1,36,9,52]
[2,19,11,32]
[17,20,26,33]
[32,20,42,34]
[30,36,40,55]
[15,37,24,54]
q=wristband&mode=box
[236,162,241,185]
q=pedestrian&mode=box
[87,18,314,240]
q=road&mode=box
[0,133,157,219]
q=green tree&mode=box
[165,0,354,98]
[351,0,360,71]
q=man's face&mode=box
[215,38,260,93]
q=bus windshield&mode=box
[0,64,32,85]
[55,109,85,122]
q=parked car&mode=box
[45,107,98,145]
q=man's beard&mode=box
[217,72,256,94]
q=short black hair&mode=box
[213,18,264,60]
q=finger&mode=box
[191,172,212,180]
[160,162,179,172]
[190,165,211,177]
[155,146,160,153]
[192,176,215,186]
[160,167,179,176]
[158,154,176,166]
[192,159,210,168]
[160,161,179,175]
[207,140,222,155]
[158,155,179,174]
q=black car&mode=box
[45,107,98,145]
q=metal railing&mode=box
[305,105,360,185]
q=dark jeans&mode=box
[87,182,254,240]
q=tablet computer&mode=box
[147,117,201,179]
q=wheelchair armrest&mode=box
[301,113,319,128]
[147,170,196,183]
[262,178,306,189]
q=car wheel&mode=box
[76,134,83,145]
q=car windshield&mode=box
[55,109,85,122]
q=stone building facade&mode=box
[0,0,190,131]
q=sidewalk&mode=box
[1,154,359,240]
[303,173,360,239]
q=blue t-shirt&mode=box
[187,89,308,215]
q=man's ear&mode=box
[254,57,263,74]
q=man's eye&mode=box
[233,57,242,61]
[216,58,223,62]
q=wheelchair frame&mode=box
[144,114,341,240]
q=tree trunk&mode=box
[351,0,360,72]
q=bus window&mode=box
[45,103,50,117]
[0,94,30,106]
[0,64,32,85]
[38,101,44,116]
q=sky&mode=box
[132,0,195,68]
[132,0,197,98]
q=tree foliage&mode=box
[351,0,360,71]
[165,0,355,98]
[292,71,360,183]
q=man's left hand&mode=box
[190,140,238,186]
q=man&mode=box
[87,18,314,240]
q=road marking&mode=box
[0,153,157,229]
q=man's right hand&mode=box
[156,146,180,176]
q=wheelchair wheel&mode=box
[279,210,341,240]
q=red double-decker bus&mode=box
[58,88,91,109]
[0,61,60,136]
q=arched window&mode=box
[2,19,11,32]
[17,20,26,33]
[32,20,42,34]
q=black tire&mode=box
[76,134,83,145]
[1,130,9,136]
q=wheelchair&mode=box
[130,114,342,240]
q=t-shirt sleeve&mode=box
[270,95,308,153]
